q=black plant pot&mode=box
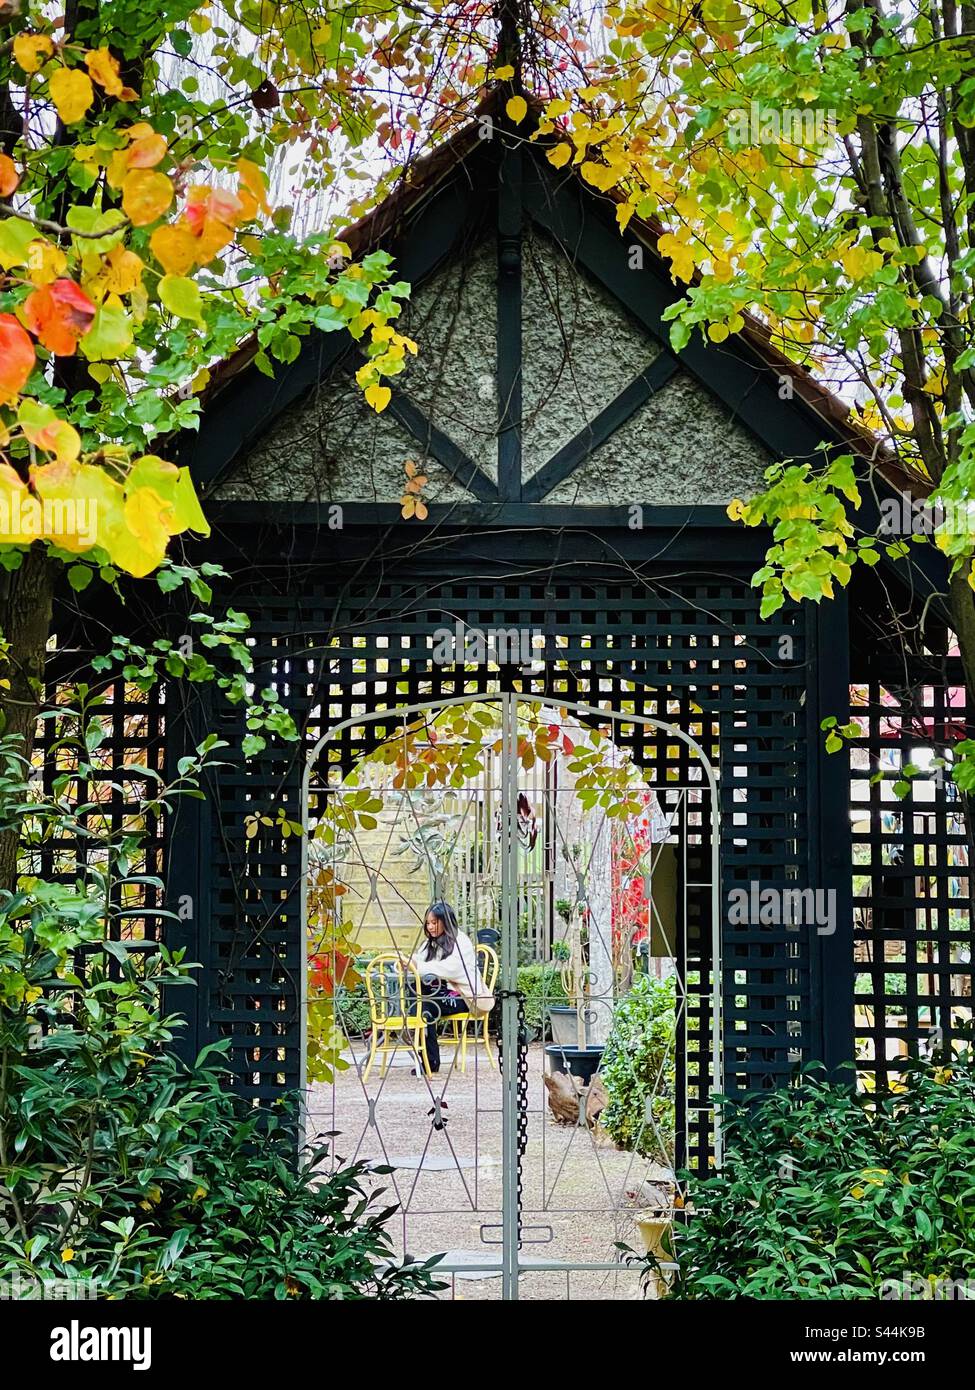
[545,1044,604,1085]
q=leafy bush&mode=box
[0,728,441,1301]
[671,1062,975,1299]
[601,972,676,1161]
[517,961,568,1039]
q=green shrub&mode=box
[0,730,441,1301]
[516,961,567,1039]
[671,1061,975,1299]
[601,972,676,1162]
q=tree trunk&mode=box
[948,570,975,700]
[0,548,56,892]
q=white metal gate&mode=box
[301,693,720,1300]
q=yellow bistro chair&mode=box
[362,954,431,1082]
[443,944,499,1073]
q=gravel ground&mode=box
[307,1037,673,1302]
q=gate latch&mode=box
[479,1223,553,1246]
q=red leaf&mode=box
[23,279,96,356]
[0,314,35,402]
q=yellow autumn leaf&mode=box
[61,1249,75,1263]
[506,96,528,125]
[14,34,55,75]
[111,485,172,576]
[493,64,515,80]
[49,67,95,124]
[364,384,392,413]
[26,240,67,287]
[237,157,271,215]
[82,245,145,301]
[727,498,746,521]
[708,322,730,343]
[548,143,572,169]
[580,160,617,192]
[122,169,173,226]
[150,222,197,275]
[85,47,124,97]
[842,244,882,281]
[657,232,696,282]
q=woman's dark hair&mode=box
[421,901,459,960]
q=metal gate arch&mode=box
[300,690,721,1299]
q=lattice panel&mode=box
[203,568,807,1170]
[849,671,973,1087]
[34,641,167,946]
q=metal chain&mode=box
[497,987,529,1247]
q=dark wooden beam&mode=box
[523,353,680,502]
[183,169,489,496]
[806,592,855,1075]
[342,356,499,501]
[496,130,523,500]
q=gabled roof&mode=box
[192,89,908,487]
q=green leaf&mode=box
[65,206,127,257]
[158,275,205,325]
[67,564,93,592]
[0,218,38,270]
[79,305,134,361]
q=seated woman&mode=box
[410,900,494,1074]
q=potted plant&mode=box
[546,938,579,1046]
[635,1206,677,1299]
[545,898,604,1084]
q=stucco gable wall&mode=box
[214,226,772,505]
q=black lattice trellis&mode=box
[192,563,806,1172]
[45,538,975,1168]
[848,664,974,1086]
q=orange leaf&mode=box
[0,315,35,403]
[23,280,96,356]
[122,169,173,226]
[0,154,19,197]
[127,132,167,169]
